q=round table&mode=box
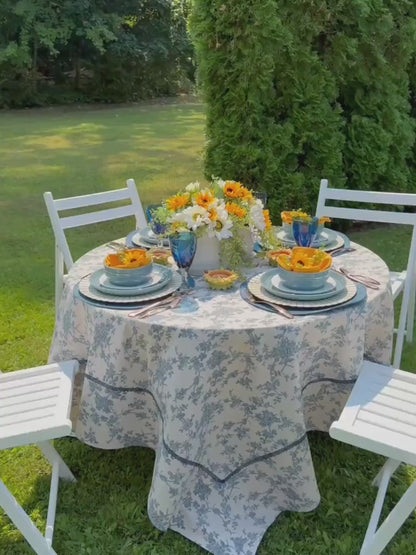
[49,241,394,555]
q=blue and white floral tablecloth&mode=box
[49,242,393,555]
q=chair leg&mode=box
[0,479,56,554]
[405,278,415,344]
[372,458,401,487]
[361,461,416,555]
[37,441,76,482]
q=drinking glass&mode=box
[292,217,319,247]
[146,204,167,247]
[252,191,268,207]
[169,231,197,289]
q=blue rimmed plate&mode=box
[78,268,182,304]
[274,227,344,251]
[248,270,356,309]
[261,269,344,301]
[90,264,172,297]
[130,228,170,248]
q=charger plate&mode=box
[130,228,170,248]
[274,227,344,252]
[248,271,356,308]
[78,269,182,304]
[262,269,342,301]
[90,265,172,297]
[240,282,366,316]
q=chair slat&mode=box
[323,188,416,206]
[54,188,132,210]
[60,204,136,229]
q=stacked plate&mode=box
[129,227,170,249]
[77,264,182,306]
[274,227,345,252]
[248,268,357,310]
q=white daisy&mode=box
[250,202,266,231]
[185,181,200,193]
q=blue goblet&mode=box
[292,217,319,247]
[146,204,167,247]
[169,231,197,289]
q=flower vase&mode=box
[238,226,255,261]
[189,234,221,277]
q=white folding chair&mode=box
[44,178,147,310]
[0,360,78,554]
[316,179,416,367]
[330,359,416,555]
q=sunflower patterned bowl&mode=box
[267,249,292,267]
[275,247,332,291]
[104,249,153,286]
[204,269,239,290]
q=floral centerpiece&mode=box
[155,178,277,273]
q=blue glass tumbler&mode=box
[292,217,319,247]
[169,232,197,289]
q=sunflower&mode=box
[166,193,190,212]
[263,209,272,230]
[195,190,215,208]
[319,216,331,225]
[238,186,253,202]
[223,181,242,199]
[208,206,218,221]
[226,202,246,219]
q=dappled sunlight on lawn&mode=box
[24,134,73,149]
[0,163,66,180]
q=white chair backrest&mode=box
[316,179,416,367]
[44,178,147,309]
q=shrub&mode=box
[190,0,416,220]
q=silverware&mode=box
[106,241,126,251]
[333,267,380,290]
[330,247,356,257]
[128,292,185,318]
[133,296,183,319]
[247,291,294,319]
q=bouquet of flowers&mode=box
[153,178,278,270]
[156,177,272,240]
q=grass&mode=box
[0,102,415,554]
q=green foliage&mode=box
[0,0,194,107]
[190,0,416,220]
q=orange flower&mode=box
[224,181,242,199]
[319,216,331,225]
[238,186,253,202]
[167,193,190,212]
[195,190,215,208]
[281,210,309,224]
[263,209,272,230]
[208,206,218,221]
[226,202,246,219]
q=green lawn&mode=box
[0,103,415,554]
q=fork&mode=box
[128,291,186,318]
[132,296,183,319]
[247,291,294,319]
[333,267,380,290]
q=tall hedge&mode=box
[190,0,416,218]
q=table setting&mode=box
[49,179,394,555]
